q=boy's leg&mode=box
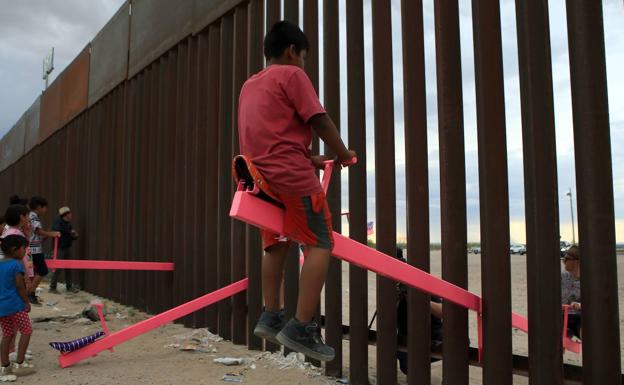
[296,246,330,322]
[262,242,290,311]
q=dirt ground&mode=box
[23,286,334,385]
[18,252,624,384]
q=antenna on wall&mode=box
[42,47,55,90]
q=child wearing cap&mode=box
[50,207,79,293]
[238,20,355,362]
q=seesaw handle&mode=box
[321,157,357,195]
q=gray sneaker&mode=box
[276,318,335,362]
[253,309,285,345]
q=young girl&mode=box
[0,235,35,379]
[1,205,33,282]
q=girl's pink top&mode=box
[1,226,34,278]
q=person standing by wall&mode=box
[27,197,60,305]
[49,207,79,294]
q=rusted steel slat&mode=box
[401,1,431,383]
[345,1,368,383]
[515,2,564,384]
[204,25,222,331]
[173,40,189,323]
[433,1,469,383]
[231,3,249,346]
[323,0,342,377]
[371,0,397,383]
[472,1,512,383]
[566,3,621,384]
[218,14,235,340]
[246,0,264,351]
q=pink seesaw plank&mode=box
[58,279,248,368]
[47,260,174,271]
[230,191,481,311]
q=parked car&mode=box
[469,246,481,254]
[510,243,526,255]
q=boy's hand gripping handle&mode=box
[321,157,357,195]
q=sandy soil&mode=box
[22,286,333,385]
[19,252,623,385]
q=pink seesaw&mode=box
[230,157,581,359]
[48,238,174,271]
[56,279,248,367]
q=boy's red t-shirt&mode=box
[238,65,326,196]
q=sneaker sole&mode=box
[253,324,281,346]
[276,331,335,362]
[0,374,16,382]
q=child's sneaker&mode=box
[253,309,285,345]
[276,318,335,362]
[28,293,41,306]
[8,352,32,363]
[0,366,16,382]
[11,361,35,376]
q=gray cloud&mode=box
[0,0,125,137]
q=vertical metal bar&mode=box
[401,1,431,383]
[515,2,563,383]
[433,1,469,383]
[371,0,397,383]
[284,0,298,24]
[162,51,177,312]
[218,14,234,340]
[566,3,621,384]
[204,24,222,331]
[266,0,280,30]
[472,1,512,383]
[346,0,368,383]
[146,61,159,313]
[304,0,321,365]
[185,37,198,327]
[303,0,320,158]
[282,0,301,357]
[246,0,264,351]
[174,40,190,323]
[191,34,205,328]
[231,3,249,346]
[323,0,342,376]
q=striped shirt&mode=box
[29,211,43,254]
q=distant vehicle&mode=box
[469,246,481,254]
[510,243,526,255]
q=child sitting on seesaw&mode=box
[238,20,355,362]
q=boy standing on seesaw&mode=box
[238,20,355,362]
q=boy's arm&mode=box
[15,273,31,313]
[36,228,61,238]
[309,114,355,164]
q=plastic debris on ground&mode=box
[252,351,322,376]
[173,328,224,343]
[213,357,244,366]
[222,374,243,382]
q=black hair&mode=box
[9,195,28,206]
[0,234,28,256]
[4,205,29,226]
[29,196,48,210]
[263,21,309,61]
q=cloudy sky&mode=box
[0,0,622,244]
